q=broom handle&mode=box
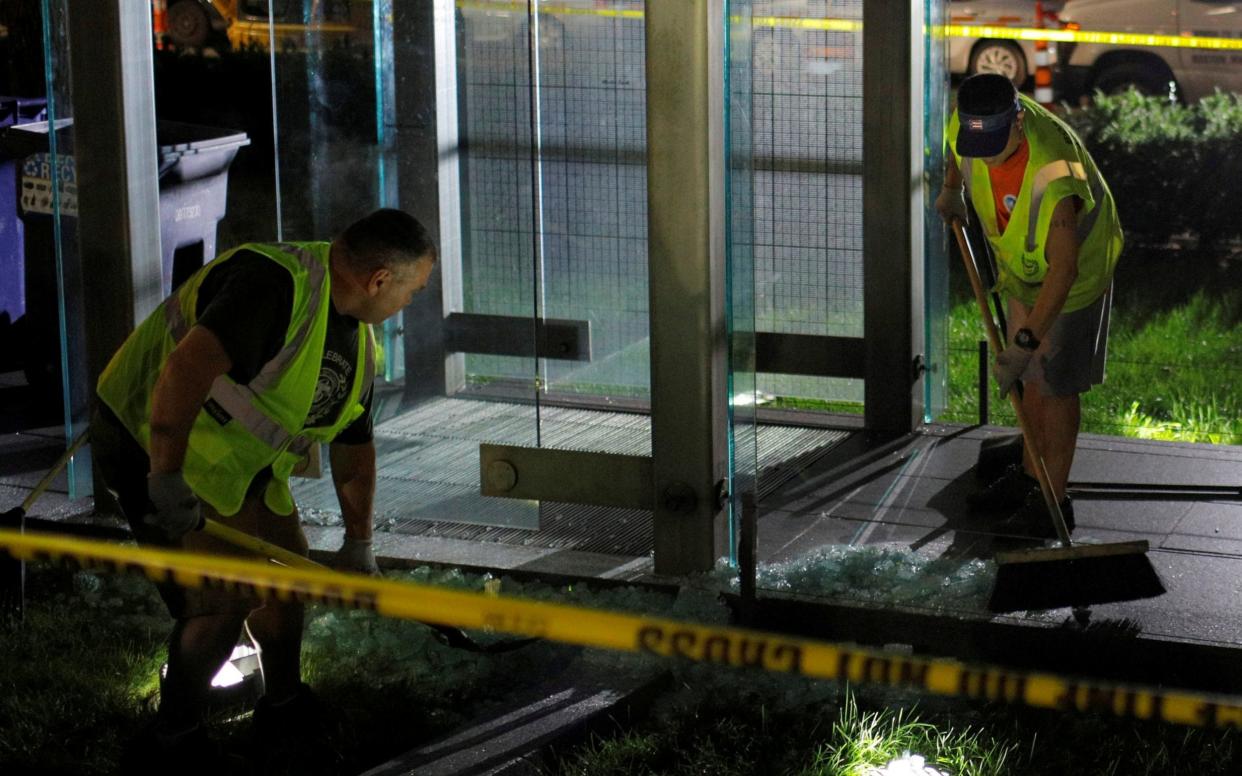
[199,517,515,653]
[200,517,327,570]
[14,429,92,517]
[952,220,1073,546]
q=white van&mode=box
[1055,0,1242,101]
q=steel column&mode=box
[396,0,466,401]
[67,0,162,501]
[645,0,730,574]
[863,0,927,433]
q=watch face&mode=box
[1016,329,1038,350]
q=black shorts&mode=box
[90,401,307,619]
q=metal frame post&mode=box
[646,0,730,575]
[395,0,466,401]
[67,0,163,500]
[863,0,926,433]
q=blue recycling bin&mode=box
[0,96,47,370]
[0,119,249,401]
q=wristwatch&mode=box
[1014,327,1041,351]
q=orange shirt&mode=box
[988,138,1029,234]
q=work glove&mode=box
[145,471,202,543]
[993,345,1034,399]
[935,184,968,225]
[333,536,379,575]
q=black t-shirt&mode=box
[195,249,374,444]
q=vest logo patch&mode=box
[203,398,233,426]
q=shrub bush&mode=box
[1061,89,1242,249]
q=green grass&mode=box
[548,679,1241,776]
[802,692,1015,776]
[0,563,588,775]
[766,396,864,414]
[941,277,1242,444]
[6,562,1242,775]
[0,569,171,775]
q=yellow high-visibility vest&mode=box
[97,242,376,516]
[949,95,1123,312]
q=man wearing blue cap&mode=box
[936,73,1123,533]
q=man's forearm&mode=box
[943,159,963,190]
[1025,258,1076,338]
[1024,199,1080,338]
[330,440,376,540]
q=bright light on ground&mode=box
[211,644,259,688]
[867,752,949,776]
[211,661,246,688]
[162,644,258,689]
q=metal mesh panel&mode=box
[291,398,848,553]
[753,1,865,404]
[457,5,649,397]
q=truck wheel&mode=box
[167,0,210,49]
[969,41,1027,86]
[1093,62,1177,99]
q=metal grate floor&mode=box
[292,397,849,557]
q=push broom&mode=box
[951,219,1163,612]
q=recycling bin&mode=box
[152,121,251,293]
[0,96,47,371]
[0,118,249,403]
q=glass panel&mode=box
[533,3,650,408]
[753,0,864,414]
[28,0,88,496]
[728,0,758,562]
[529,2,653,478]
[922,0,949,420]
[152,3,543,530]
[458,1,539,402]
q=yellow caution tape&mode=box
[752,16,862,33]
[5,527,1242,729]
[454,3,861,31]
[945,24,1242,52]
[455,2,1242,52]
[455,1,643,21]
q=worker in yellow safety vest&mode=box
[936,73,1123,535]
[92,209,436,775]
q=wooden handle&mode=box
[19,429,91,516]
[201,517,326,570]
[951,219,1073,545]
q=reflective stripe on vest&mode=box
[949,96,1122,313]
[162,243,328,455]
[98,240,376,516]
[1025,159,1087,252]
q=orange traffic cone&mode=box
[152,0,168,50]
[1033,1,1055,108]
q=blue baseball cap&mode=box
[955,73,1021,158]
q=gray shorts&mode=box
[1007,285,1111,398]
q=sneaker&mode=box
[252,683,344,775]
[1006,492,1076,539]
[119,721,252,776]
[967,464,1039,513]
